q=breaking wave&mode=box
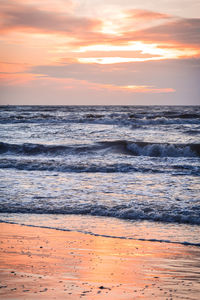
[0,203,200,226]
[0,158,199,175]
[1,140,200,157]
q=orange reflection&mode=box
[1,223,200,299]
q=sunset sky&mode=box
[0,0,200,105]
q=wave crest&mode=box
[0,203,200,226]
[0,140,200,158]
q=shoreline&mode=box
[0,222,200,299]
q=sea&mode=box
[0,105,200,247]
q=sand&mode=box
[0,223,200,299]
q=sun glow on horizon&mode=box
[77,57,160,64]
[75,42,198,64]
[75,42,165,54]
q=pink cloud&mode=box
[0,71,175,95]
[0,1,199,53]
[0,0,101,35]
[120,18,200,47]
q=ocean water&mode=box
[0,105,200,246]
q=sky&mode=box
[0,0,200,105]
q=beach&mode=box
[0,222,200,299]
[1,0,200,293]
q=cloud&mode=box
[0,1,199,105]
[0,72,198,105]
[30,58,200,88]
[72,50,159,59]
[0,61,29,73]
[121,18,200,46]
[0,0,101,35]
[126,9,170,22]
[0,1,199,58]
[68,13,200,58]
[1,57,199,105]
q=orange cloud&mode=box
[0,61,35,85]
[1,73,174,94]
[126,9,170,21]
[100,84,175,94]
[1,1,199,63]
[0,61,29,73]
[66,12,200,60]
[0,72,39,85]
[0,59,175,95]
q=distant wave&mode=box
[0,157,199,175]
[1,140,200,157]
[185,129,200,135]
[160,113,200,119]
[0,158,147,173]
[0,110,200,126]
[0,220,200,247]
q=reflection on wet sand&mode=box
[0,223,200,299]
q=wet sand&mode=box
[0,222,200,299]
